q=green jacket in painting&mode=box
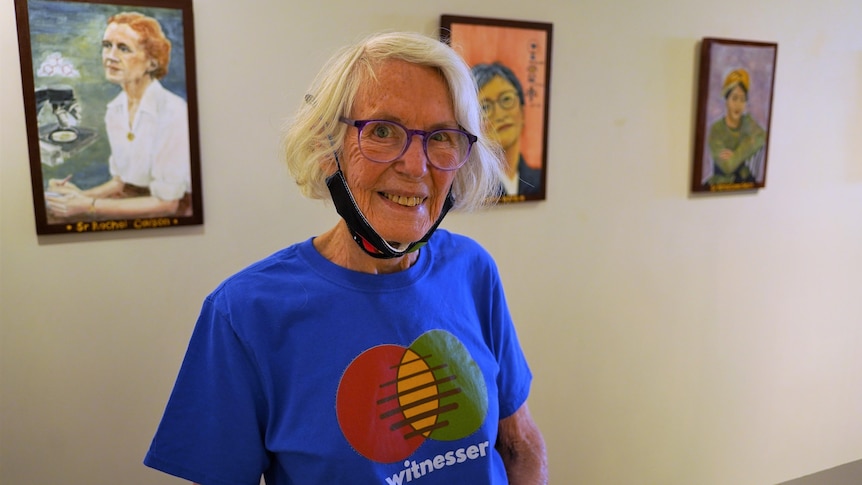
[707,114,766,185]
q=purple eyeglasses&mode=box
[340,117,477,171]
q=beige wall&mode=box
[2,1,862,484]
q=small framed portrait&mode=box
[440,14,552,203]
[14,0,202,235]
[692,37,778,193]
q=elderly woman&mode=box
[144,32,547,484]
[706,68,766,186]
[46,12,191,220]
[471,62,541,196]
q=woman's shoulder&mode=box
[429,229,497,268]
[148,81,188,111]
[708,117,728,134]
[211,240,312,298]
[431,229,484,251]
[740,114,765,132]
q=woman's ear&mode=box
[320,151,339,176]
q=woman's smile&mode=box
[382,192,425,208]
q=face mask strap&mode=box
[325,168,454,259]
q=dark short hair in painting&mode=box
[471,62,525,106]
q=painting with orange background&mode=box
[441,15,552,203]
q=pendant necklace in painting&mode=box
[128,105,137,141]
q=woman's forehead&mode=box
[353,60,454,118]
[104,22,142,43]
[479,75,514,94]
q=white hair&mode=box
[281,31,504,211]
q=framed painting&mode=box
[14,0,202,234]
[441,14,552,203]
[692,37,777,193]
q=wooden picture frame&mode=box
[14,0,202,234]
[441,14,552,203]
[692,37,777,193]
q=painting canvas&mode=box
[441,15,552,203]
[14,0,202,234]
[692,37,777,193]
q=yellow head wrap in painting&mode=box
[722,68,750,98]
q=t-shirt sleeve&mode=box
[486,259,533,419]
[144,290,270,485]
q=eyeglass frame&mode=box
[480,90,521,116]
[339,117,477,171]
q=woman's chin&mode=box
[374,225,431,248]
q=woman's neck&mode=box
[123,76,154,105]
[123,76,154,129]
[504,140,521,177]
[725,114,741,130]
[314,221,418,275]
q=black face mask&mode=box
[325,169,454,259]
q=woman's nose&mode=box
[395,134,429,177]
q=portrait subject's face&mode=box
[725,85,747,125]
[478,75,524,152]
[340,59,459,247]
[101,23,153,86]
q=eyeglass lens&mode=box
[357,120,472,170]
[481,90,518,115]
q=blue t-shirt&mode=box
[144,230,532,484]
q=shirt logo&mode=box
[336,329,488,463]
